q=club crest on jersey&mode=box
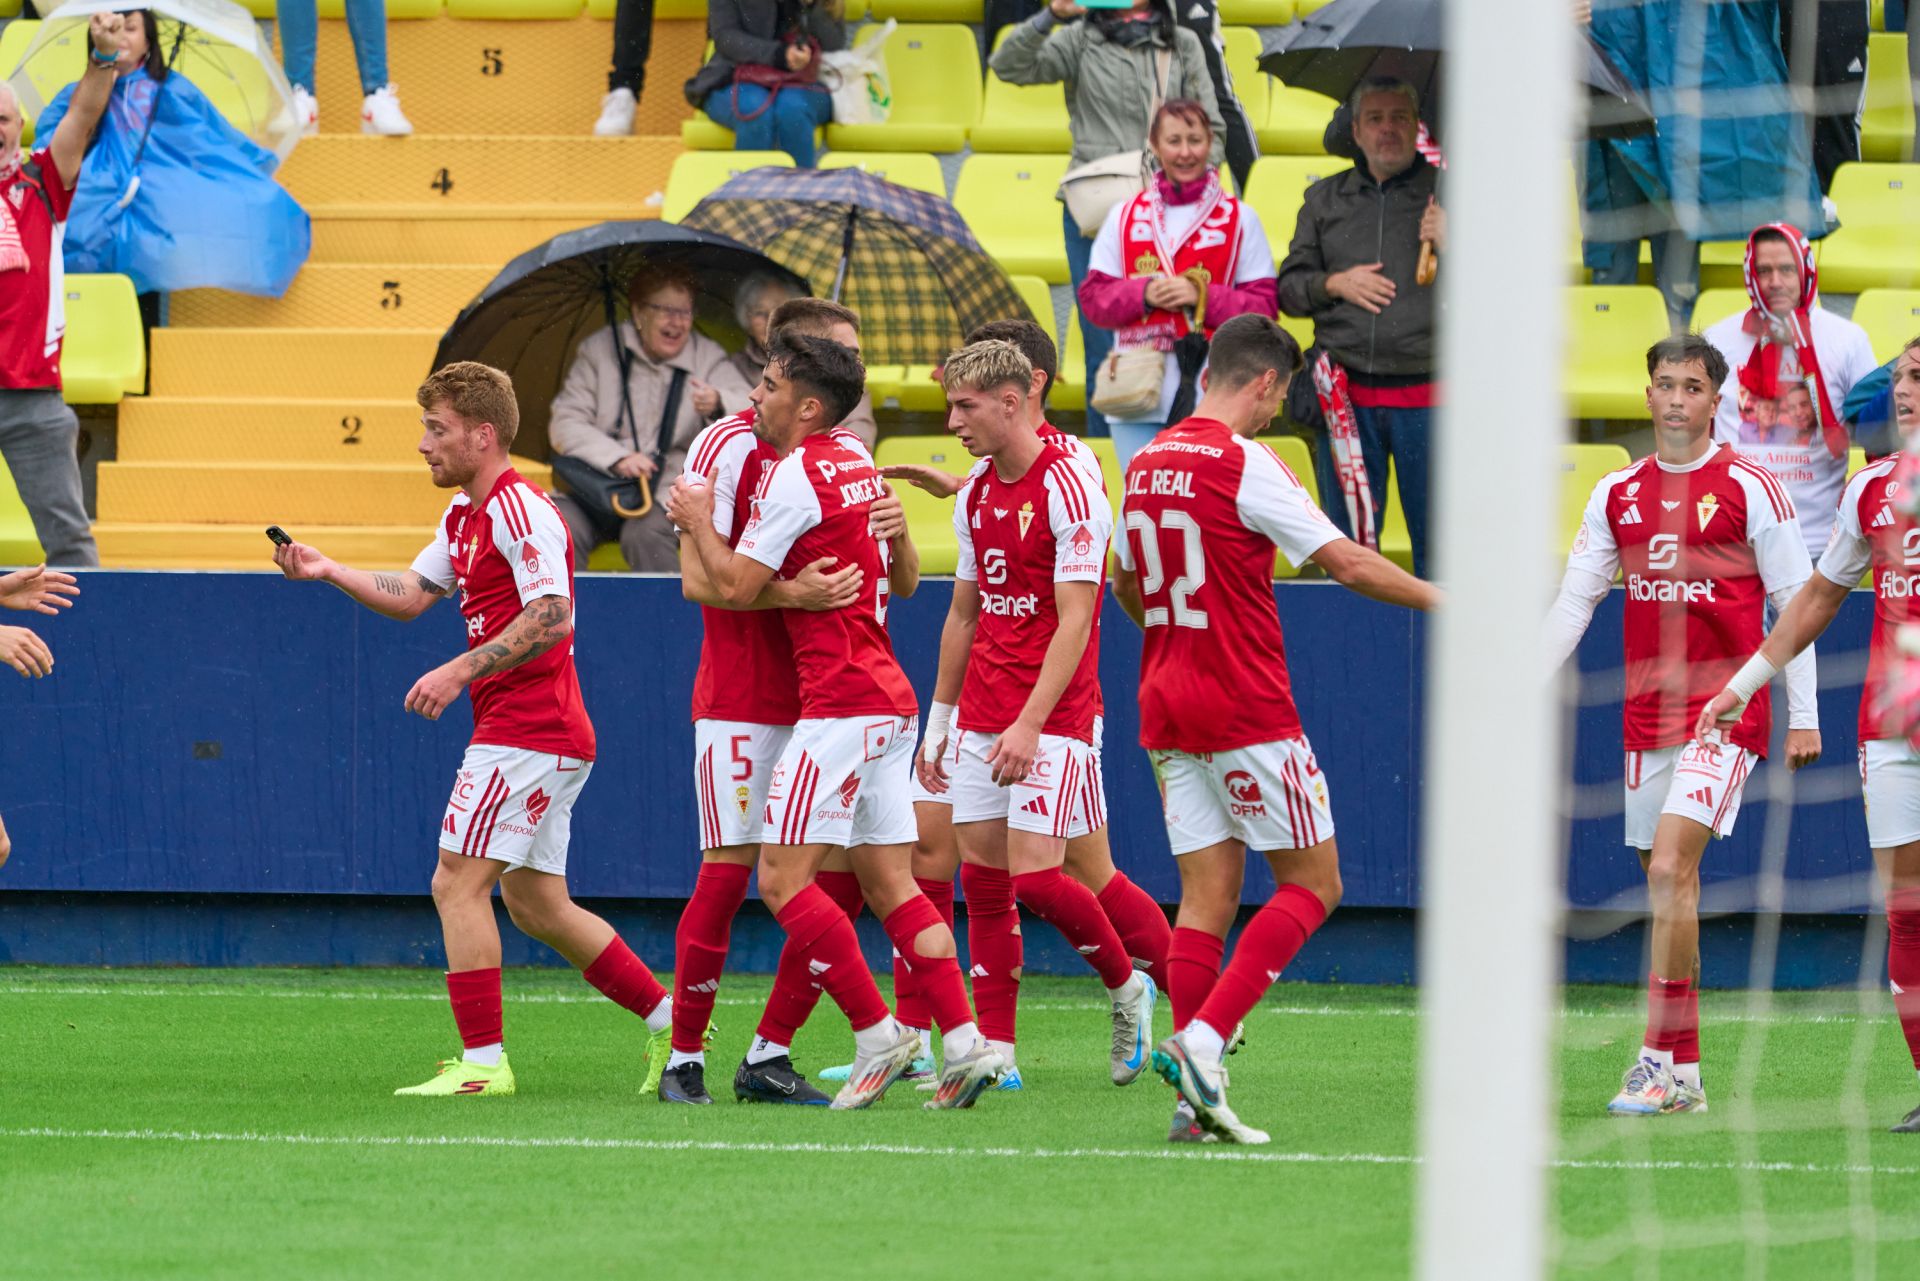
[735,784,750,817]
[1625,481,1642,499]
[1018,501,1035,540]
[1696,493,1719,531]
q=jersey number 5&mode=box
[1125,509,1209,629]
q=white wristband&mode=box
[922,701,954,760]
[1720,653,1779,717]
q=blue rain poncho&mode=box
[38,66,308,295]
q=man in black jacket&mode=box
[1278,76,1445,578]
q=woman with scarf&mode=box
[36,10,310,297]
[1077,99,1274,465]
[1703,222,1878,559]
[991,0,1224,440]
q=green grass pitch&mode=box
[5,966,1920,1279]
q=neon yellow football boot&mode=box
[394,1055,516,1097]
[641,1020,716,1097]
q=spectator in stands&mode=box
[1078,98,1275,464]
[549,264,753,572]
[279,0,412,136]
[726,278,878,446]
[593,0,654,136]
[0,13,123,569]
[1278,76,1443,579]
[683,0,844,167]
[1777,0,1869,190]
[991,0,1224,440]
[36,11,310,298]
[1703,222,1877,558]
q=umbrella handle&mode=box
[1417,239,1438,287]
[612,472,654,520]
[115,174,141,211]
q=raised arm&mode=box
[48,14,125,189]
[989,6,1079,85]
[273,539,445,621]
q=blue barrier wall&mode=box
[0,572,1882,917]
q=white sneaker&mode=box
[1110,972,1157,1085]
[1664,1080,1708,1114]
[292,85,318,137]
[594,87,637,137]
[829,1021,920,1110]
[921,1041,1006,1111]
[1607,1056,1676,1116]
[1151,1031,1269,1144]
[361,84,413,136]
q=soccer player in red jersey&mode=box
[916,338,1161,1088]
[666,299,918,1106]
[271,363,675,1096]
[880,319,1170,1090]
[1112,315,1437,1144]
[670,332,1003,1110]
[1546,334,1821,1117]
[1698,338,1920,1132]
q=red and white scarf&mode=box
[0,155,28,273]
[1311,353,1376,550]
[1738,221,1845,460]
[1116,169,1243,350]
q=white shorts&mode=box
[693,719,793,851]
[763,715,919,849]
[439,743,592,876]
[943,727,1100,839]
[1861,737,1920,849]
[1623,740,1758,850]
[1149,736,1335,856]
[914,715,1109,836]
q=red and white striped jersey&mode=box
[735,431,916,719]
[1035,420,1105,493]
[412,468,595,759]
[1815,453,1914,743]
[952,440,1111,742]
[1116,417,1340,752]
[1565,443,1812,756]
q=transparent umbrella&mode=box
[8,0,300,165]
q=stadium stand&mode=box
[1862,31,1915,163]
[1241,154,1354,259]
[59,275,145,406]
[873,434,966,573]
[826,23,980,153]
[1851,289,1920,363]
[662,150,795,221]
[1818,163,1920,292]
[972,26,1071,153]
[817,150,948,197]
[0,467,40,564]
[1564,285,1670,419]
[952,152,1073,283]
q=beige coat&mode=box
[548,322,753,484]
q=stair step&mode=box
[96,522,437,570]
[277,135,674,209]
[117,398,431,463]
[307,208,646,264]
[97,458,553,525]
[149,328,443,398]
[169,264,499,331]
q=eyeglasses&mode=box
[642,303,694,322]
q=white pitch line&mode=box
[0,985,1890,1025]
[4,1126,1916,1178]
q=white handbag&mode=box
[1056,48,1171,238]
[1090,344,1169,419]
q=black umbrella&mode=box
[1257,0,1654,141]
[434,221,807,460]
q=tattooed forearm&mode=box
[461,596,573,681]
[372,572,408,598]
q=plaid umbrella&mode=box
[677,166,1034,368]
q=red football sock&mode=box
[1644,973,1693,1055]
[1013,867,1134,988]
[1673,981,1701,1068]
[1194,885,1327,1036]
[774,883,890,1032]
[1167,926,1226,1030]
[446,967,503,1049]
[883,895,975,1035]
[756,935,818,1047]
[1889,889,1920,1071]
[961,863,1022,1044]
[1096,871,1172,994]
[894,875,955,1031]
[582,936,669,1022]
[671,861,750,1053]
[815,869,866,920]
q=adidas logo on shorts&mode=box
[1020,795,1050,817]
[1688,787,1714,808]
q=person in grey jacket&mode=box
[1278,77,1447,579]
[725,273,878,448]
[991,0,1224,438]
[683,0,845,166]
[549,265,753,573]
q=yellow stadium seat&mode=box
[60,274,144,404]
[0,0,21,17]
[1564,285,1669,419]
[0,462,45,566]
[663,150,794,223]
[867,0,980,20]
[1009,274,1058,348]
[1819,163,1920,291]
[444,0,581,16]
[1250,433,1318,576]
[320,0,442,13]
[585,542,631,571]
[1849,445,1870,478]
[1241,155,1352,259]
[973,26,1071,153]
[1221,0,1293,21]
[1686,287,1749,335]
[1056,304,1086,410]
[1874,0,1885,31]
[1277,311,1314,356]
[1558,443,1631,553]
[1379,460,1411,571]
[1849,290,1920,363]
[1220,27,1268,126]
[1082,437,1123,514]
[953,152,1071,283]
[874,435,965,573]
[1864,32,1915,162]
[826,24,980,153]
[0,20,39,80]
[1260,85,1339,155]
[584,0,751,17]
[1697,239,1749,291]
[818,150,947,197]
[893,366,947,412]
[1295,0,1336,12]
